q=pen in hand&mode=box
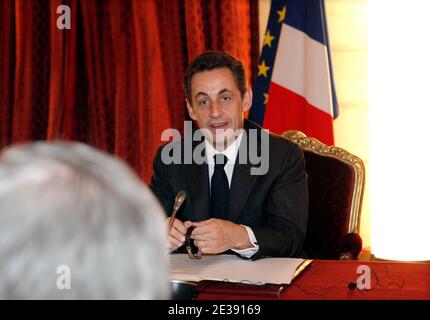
[167,190,187,233]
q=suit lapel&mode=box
[229,163,258,222]
[229,125,259,221]
[182,140,210,221]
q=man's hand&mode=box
[190,218,252,254]
[166,217,192,252]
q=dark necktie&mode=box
[210,154,230,220]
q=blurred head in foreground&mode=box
[0,141,169,299]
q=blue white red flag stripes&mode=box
[249,0,338,146]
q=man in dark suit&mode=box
[150,51,308,260]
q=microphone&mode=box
[167,191,187,232]
[348,282,357,290]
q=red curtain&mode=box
[0,0,259,182]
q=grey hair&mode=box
[0,141,169,299]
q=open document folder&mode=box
[170,254,312,285]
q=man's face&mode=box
[186,67,252,148]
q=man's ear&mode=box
[242,88,253,112]
[186,100,198,121]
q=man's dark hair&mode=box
[183,51,247,103]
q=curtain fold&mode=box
[48,0,77,141]
[0,0,15,147]
[108,0,140,169]
[80,0,111,152]
[0,0,259,183]
[13,0,51,142]
[184,0,207,62]
[156,0,188,132]
[132,0,172,181]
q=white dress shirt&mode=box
[205,132,259,258]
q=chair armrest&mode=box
[338,232,363,260]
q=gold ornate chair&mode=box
[283,130,365,260]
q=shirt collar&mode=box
[205,131,244,165]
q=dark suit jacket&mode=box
[150,119,308,259]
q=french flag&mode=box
[249,0,338,146]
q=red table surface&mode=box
[196,259,430,300]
